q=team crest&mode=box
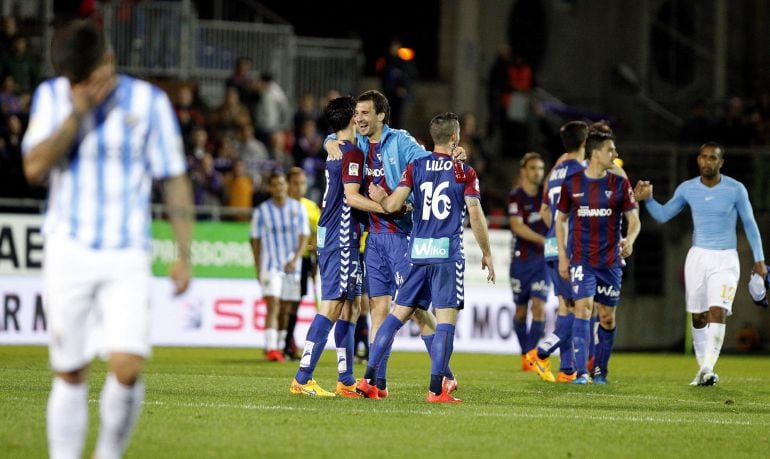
[573,285,579,294]
[605,190,613,199]
[348,163,359,176]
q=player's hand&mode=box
[619,238,633,258]
[368,183,387,203]
[71,64,116,117]
[169,258,191,295]
[482,254,495,284]
[324,139,344,161]
[451,146,467,162]
[753,261,768,278]
[633,180,652,201]
[558,255,570,281]
[284,259,298,273]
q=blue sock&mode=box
[572,318,590,376]
[557,314,575,373]
[513,318,528,354]
[429,323,455,394]
[422,334,455,380]
[334,320,356,386]
[364,314,402,382]
[527,320,545,353]
[595,326,617,376]
[588,314,598,362]
[538,313,574,359]
[295,315,334,384]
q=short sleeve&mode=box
[21,80,58,155]
[146,87,186,179]
[621,178,638,211]
[557,180,571,214]
[342,148,365,184]
[464,166,480,198]
[250,208,262,239]
[398,162,415,188]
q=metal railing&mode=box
[294,37,364,99]
[100,1,363,106]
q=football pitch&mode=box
[1,346,769,458]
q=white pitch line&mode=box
[141,399,765,427]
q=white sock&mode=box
[278,329,288,351]
[701,323,726,373]
[47,378,88,459]
[95,374,144,459]
[265,329,278,351]
[691,325,708,368]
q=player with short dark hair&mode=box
[555,127,640,384]
[23,19,193,458]
[635,142,766,386]
[508,152,548,371]
[290,95,376,397]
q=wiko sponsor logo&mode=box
[411,237,450,259]
[597,285,620,297]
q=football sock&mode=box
[573,318,591,375]
[429,323,456,394]
[513,317,527,353]
[527,319,545,353]
[691,324,707,368]
[702,322,726,372]
[295,315,333,384]
[47,377,88,459]
[588,314,598,361]
[284,312,298,352]
[277,330,288,353]
[334,320,356,386]
[95,374,144,459]
[265,328,278,352]
[595,326,617,375]
[422,334,455,380]
[364,314,402,382]
[355,315,369,358]
[539,312,574,359]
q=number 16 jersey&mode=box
[397,152,480,264]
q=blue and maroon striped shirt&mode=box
[557,171,637,268]
[508,186,546,261]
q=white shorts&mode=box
[43,236,152,372]
[261,270,301,301]
[684,246,740,315]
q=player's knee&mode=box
[56,367,89,384]
[110,354,144,386]
[691,313,708,328]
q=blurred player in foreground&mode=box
[22,19,193,458]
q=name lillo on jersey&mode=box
[426,159,454,171]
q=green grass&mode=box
[1,346,769,458]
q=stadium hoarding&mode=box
[2,214,549,353]
[0,274,555,353]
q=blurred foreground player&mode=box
[22,20,193,459]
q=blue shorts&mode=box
[319,248,362,301]
[364,232,410,297]
[546,260,573,301]
[510,258,549,305]
[394,261,465,310]
[569,264,622,306]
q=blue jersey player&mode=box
[526,121,588,383]
[508,152,548,371]
[325,90,462,397]
[556,127,640,384]
[634,142,766,386]
[290,96,385,397]
[359,112,495,403]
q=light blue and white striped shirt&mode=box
[22,75,186,251]
[250,198,310,272]
[644,175,764,262]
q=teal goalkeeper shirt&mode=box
[644,175,765,262]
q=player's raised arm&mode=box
[643,182,687,223]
